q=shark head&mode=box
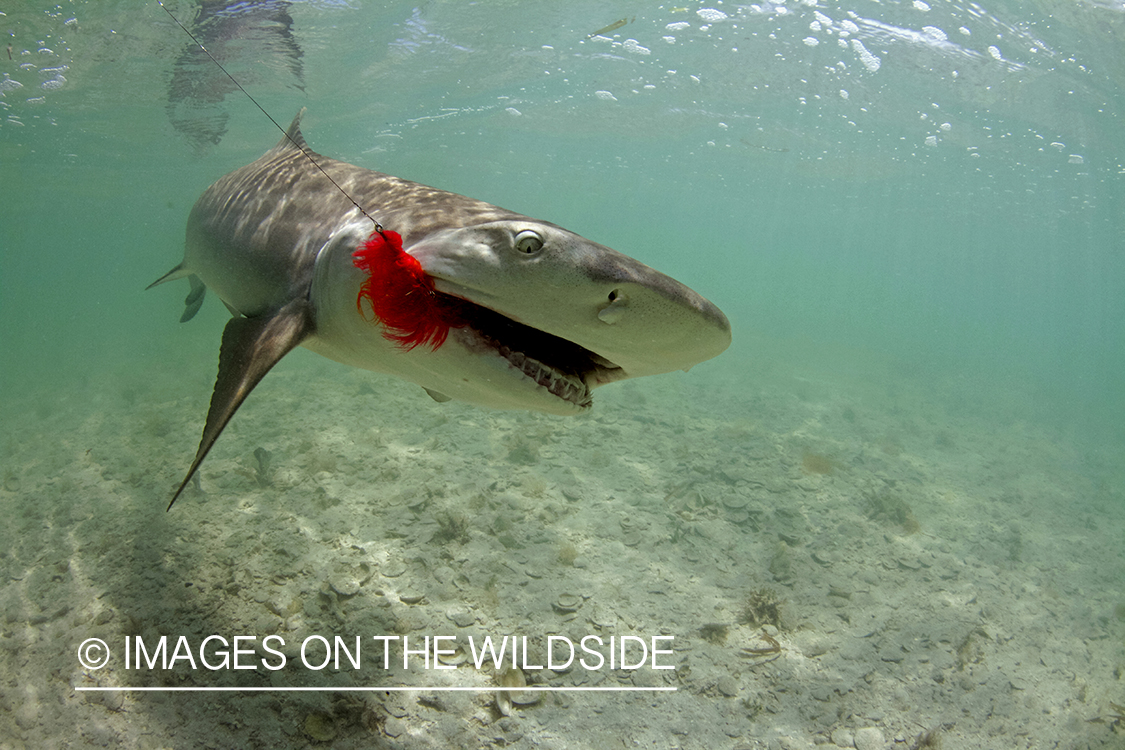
[399,219,732,415]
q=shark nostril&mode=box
[598,289,628,324]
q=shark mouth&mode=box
[353,229,618,408]
[453,300,617,409]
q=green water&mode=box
[2,0,1122,441]
[1,2,1124,745]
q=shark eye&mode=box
[514,230,544,255]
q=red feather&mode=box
[352,229,464,350]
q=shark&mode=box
[150,110,731,508]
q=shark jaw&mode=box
[349,226,623,413]
[444,297,627,412]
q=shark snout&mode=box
[410,221,730,382]
[582,273,732,377]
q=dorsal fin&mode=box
[273,107,309,154]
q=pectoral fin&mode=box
[167,297,314,510]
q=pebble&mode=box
[304,713,336,742]
[727,510,751,525]
[496,690,512,717]
[716,676,739,696]
[621,530,644,547]
[437,644,467,666]
[589,603,617,628]
[381,560,407,578]
[553,593,581,613]
[447,607,476,627]
[80,721,118,747]
[85,689,124,712]
[853,727,885,750]
[383,717,406,737]
[14,695,38,730]
[254,613,282,632]
[812,550,839,566]
[802,639,830,658]
[510,690,541,706]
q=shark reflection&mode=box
[166,0,305,152]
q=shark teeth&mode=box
[445,297,604,408]
[499,345,591,408]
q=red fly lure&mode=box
[352,228,466,351]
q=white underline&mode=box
[75,686,676,692]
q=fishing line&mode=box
[157,0,385,234]
[158,0,455,354]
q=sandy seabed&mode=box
[1,336,1123,750]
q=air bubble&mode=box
[697,9,728,22]
[851,39,881,72]
[621,39,650,55]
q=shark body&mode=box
[151,111,731,507]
